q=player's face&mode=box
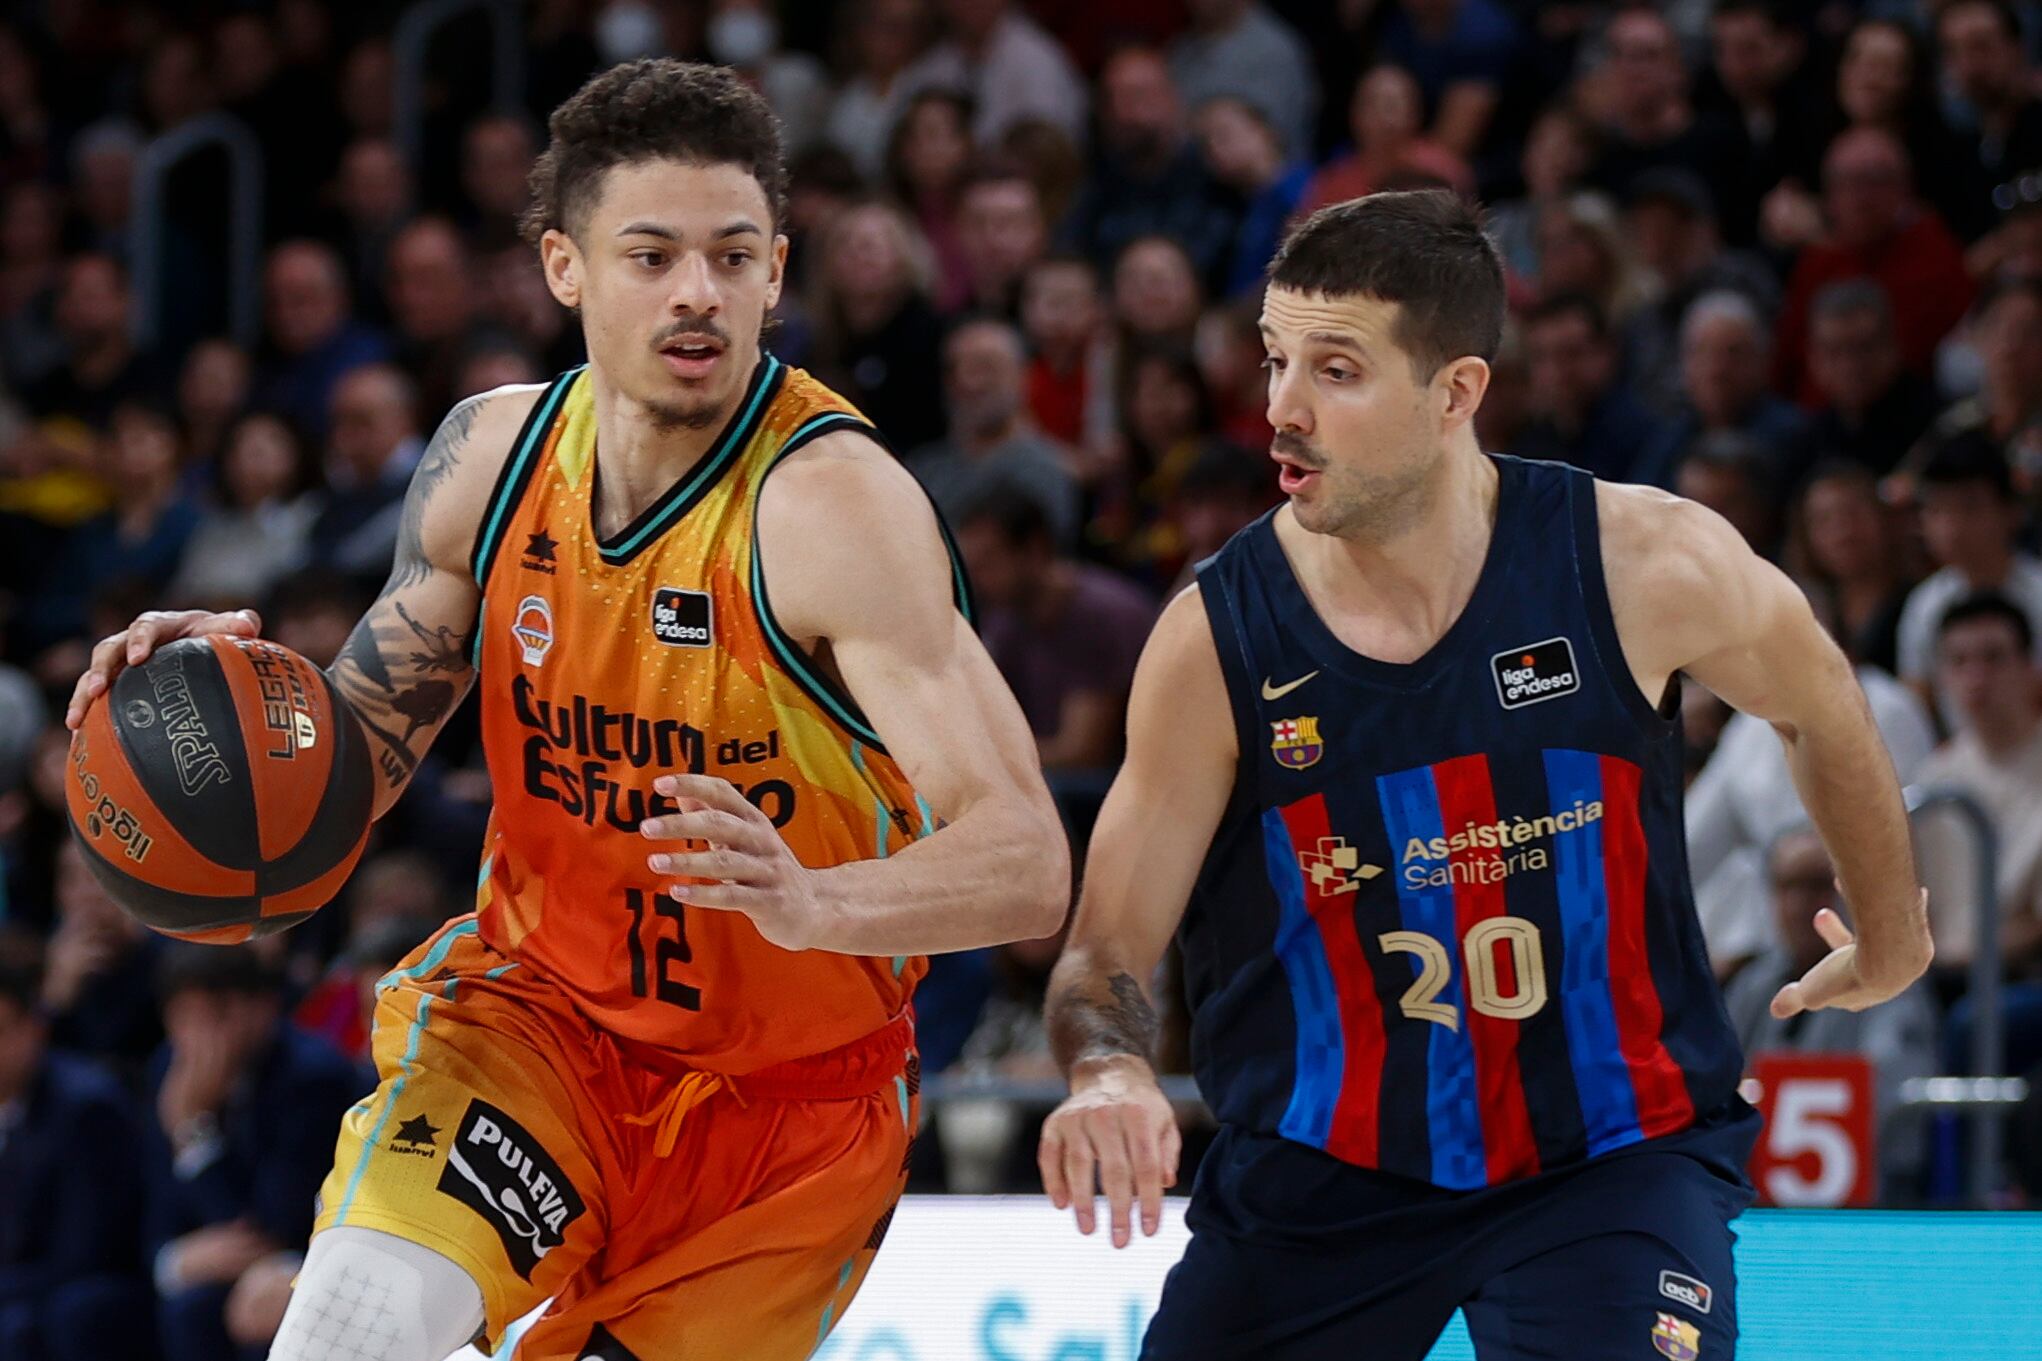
[1259,286,1483,542]
[543,159,787,431]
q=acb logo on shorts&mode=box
[651,587,713,648]
[435,1098,586,1279]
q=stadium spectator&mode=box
[1895,437,2042,689]
[22,254,163,432]
[293,911,441,1068]
[1485,106,1595,290]
[1934,0,2042,243]
[1719,828,1940,1192]
[255,240,391,440]
[1531,191,1659,337]
[1773,128,1975,405]
[888,88,977,311]
[1167,0,1317,162]
[1514,292,1663,482]
[1193,298,1274,453]
[1634,290,1809,489]
[458,113,540,251]
[0,943,154,1361]
[956,161,1048,318]
[304,364,423,586]
[175,338,254,474]
[1703,0,1823,244]
[262,569,367,674]
[1790,461,1918,676]
[1020,253,1114,461]
[704,0,829,155]
[1299,64,1472,217]
[1675,433,1785,560]
[170,412,321,609]
[954,486,1155,773]
[68,120,142,261]
[453,344,541,402]
[1921,275,2042,474]
[383,217,498,419]
[337,39,395,140]
[1585,8,1739,205]
[1112,234,1204,349]
[39,839,163,1082]
[0,182,66,388]
[908,317,1080,545]
[900,0,1088,147]
[1065,47,1236,284]
[479,244,582,377]
[145,946,359,1361]
[1803,280,1943,477]
[808,199,947,454]
[326,138,413,319]
[1916,594,2042,1080]
[1164,440,1276,592]
[826,0,930,181]
[1472,320,1530,457]
[1100,344,1248,582]
[1194,96,1311,300]
[1375,0,1518,160]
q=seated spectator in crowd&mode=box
[1586,8,1740,205]
[1774,128,1975,405]
[1895,437,2042,691]
[262,569,369,672]
[1635,290,1809,489]
[1675,434,1785,559]
[457,112,538,251]
[955,161,1048,319]
[809,199,947,454]
[1803,280,1943,476]
[175,337,253,475]
[294,910,442,1067]
[1377,0,1518,160]
[887,89,976,312]
[900,0,1087,147]
[170,411,320,609]
[1532,191,1660,341]
[1472,321,1531,457]
[1098,344,1251,583]
[454,343,540,403]
[479,243,583,378]
[1719,829,1940,1193]
[0,182,67,390]
[1194,96,1311,300]
[23,254,165,432]
[1299,64,1473,217]
[0,942,154,1361]
[1790,462,1918,677]
[1934,0,2042,244]
[1020,254,1114,467]
[40,838,164,1083]
[908,318,1080,545]
[1921,274,2042,474]
[305,364,423,587]
[1514,292,1663,482]
[1112,234,1205,348]
[1166,440,1278,592]
[146,946,360,1361]
[955,488,1156,773]
[1704,0,1825,245]
[324,138,412,319]
[1168,0,1317,162]
[1487,106,1595,290]
[826,0,928,181]
[383,217,503,420]
[253,240,389,441]
[1193,298,1275,452]
[1064,46,1236,285]
[1620,170,1780,416]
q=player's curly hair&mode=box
[521,59,788,246]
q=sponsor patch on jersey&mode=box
[436,1099,585,1280]
[651,587,713,648]
[521,528,559,575]
[513,595,555,667]
[1490,637,1580,709]
[388,1113,440,1158]
[1270,715,1324,770]
[1659,1270,1712,1315]
[1652,1312,1701,1361]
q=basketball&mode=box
[65,634,374,944]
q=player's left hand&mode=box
[641,774,824,951]
[1770,891,1932,1018]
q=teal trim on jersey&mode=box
[815,1255,859,1348]
[467,370,581,666]
[915,794,935,836]
[373,919,478,996]
[895,1074,911,1128]
[595,354,783,564]
[335,987,432,1225]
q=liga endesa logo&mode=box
[1491,637,1580,710]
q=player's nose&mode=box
[1267,366,1312,435]
[666,252,720,316]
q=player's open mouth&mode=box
[1272,452,1321,494]
[658,337,724,380]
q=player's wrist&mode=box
[1068,1051,1157,1090]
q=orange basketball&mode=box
[65,635,374,944]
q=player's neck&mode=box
[587,348,760,531]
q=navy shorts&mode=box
[1144,1108,1759,1361]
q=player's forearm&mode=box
[1045,943,1161,1080]
[327,593,475,820]
[805,794,1068,955]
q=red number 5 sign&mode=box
[1746,1053,1877,1207]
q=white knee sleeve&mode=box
[267,1226,487,1361]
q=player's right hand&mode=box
[1039,1055,1181,1248]
[64,608,262,730]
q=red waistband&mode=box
[727,1010,918,1101]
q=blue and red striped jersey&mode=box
[1184,455,1743,1191]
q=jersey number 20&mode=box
[1379,917,1548,1031]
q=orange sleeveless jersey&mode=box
[466,355,966,1072]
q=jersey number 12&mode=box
[625,887,702,1010]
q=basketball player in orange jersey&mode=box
[65,61,1068,1361]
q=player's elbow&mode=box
[1011,798,1072,940]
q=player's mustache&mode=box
[652,318,730,350]
[1271,431,1326,468]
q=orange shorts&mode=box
[313,917,917,1360]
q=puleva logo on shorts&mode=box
[436,1099,585,1279]
[651,586,713,647]
[1491,637,1580,709]
[1652,1312,1702,1361]
[513,596,554,667]
[1659,1270,1712,1315]
[1270,715,1324,769]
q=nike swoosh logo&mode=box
[1261,671,1320,701]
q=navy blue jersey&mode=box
[1183,455,1742,1191]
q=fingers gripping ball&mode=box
[65,635,374,943]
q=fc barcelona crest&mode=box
[1270,715,1324,770]
[1651,1313,1700,1361]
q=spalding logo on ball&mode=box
[66,635,374,944]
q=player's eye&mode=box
[721,251,752,269]
[1323,366,1354,382]
[630,250,666,269]
[1260,356,1285,372]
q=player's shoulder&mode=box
[414,381,552,577]
[1127,582,1236,762]
[1592,477,1755,601]
[757,425,939,550]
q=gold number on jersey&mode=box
[1378,917,1550,1029]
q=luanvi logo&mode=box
[1491,637,1580,710]
[435,1099,585,1279]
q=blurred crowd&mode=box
[2,1,2042,1356]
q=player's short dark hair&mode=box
[156,943,283,1002]
[1918,430,2016,503]
[1268,189,1505,377]
[1522,290,1611,343]
[1938,591,2035,653]
[522,59,787,246]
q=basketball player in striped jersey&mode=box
[1040,192,1933,1359]
[66,62,1067,1360]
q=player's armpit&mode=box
[1046,585,1235,1077]
[327,385,542,819]
[754,432,1068,954]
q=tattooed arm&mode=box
[1039,586,1237,1247]
[326,386,543,820]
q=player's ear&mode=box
[1437,355,1490,434]
[541,229,582,311]
[765,233,789,312]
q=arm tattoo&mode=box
[386,393,483,595]
[1047,968,1161,1073]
